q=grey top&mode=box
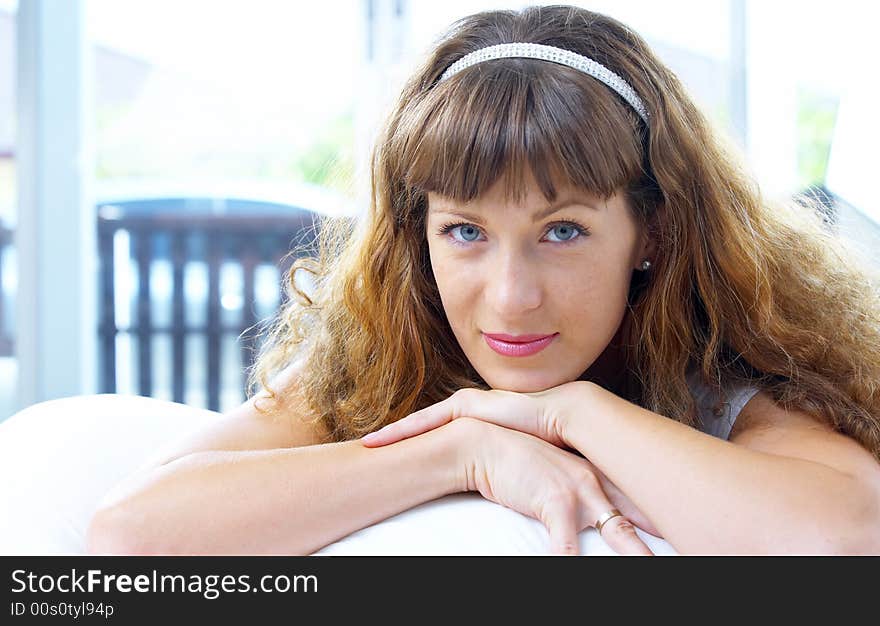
[685,365,762,440]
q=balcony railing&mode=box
[97,203,323,412]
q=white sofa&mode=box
[0,394,678,556]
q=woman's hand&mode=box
[361,382,586,449]
[445,418,655,555]
[362,382,662,539]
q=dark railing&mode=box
[97,206,322,411]
[0,222,12,357]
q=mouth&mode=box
[482,332,558,357]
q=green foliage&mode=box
[95,100,356,196]
[292,112,355,196]
[796,87,839,189]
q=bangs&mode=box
[398,60,648,205]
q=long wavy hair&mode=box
[247,5,880,461]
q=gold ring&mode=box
[595,508,623,534]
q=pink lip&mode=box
[483,332,555,343]
[483,332,558,357]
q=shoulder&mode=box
[728,389,825,440]
[729,389,880,483]
[252,358,329,441]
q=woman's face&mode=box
[426,171,654,393]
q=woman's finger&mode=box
[362,388,557,448]
[361,388,493,447]
[596,512,654,556]
[540,498,581,556]
[360,404,450,446]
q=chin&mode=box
[479,369,570,393]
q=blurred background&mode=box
[0,0,877,420]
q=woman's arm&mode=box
[561,384,880,555]
[85,422,468,556]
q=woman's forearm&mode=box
[564,385,879,554]
[85,423,467,555]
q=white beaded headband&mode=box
[439,42,649,125]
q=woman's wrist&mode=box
[557,380,608,447]
[436,417,488,494]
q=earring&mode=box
[640,260,651,271]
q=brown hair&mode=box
[248,5,880,461]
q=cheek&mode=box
[571,242,635,294]
[557,262,605,296]
[553,264,630,323]
[428,247,479,312]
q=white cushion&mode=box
[0,395,217,555]
[0,394,678,556]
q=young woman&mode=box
[86,5,880,556]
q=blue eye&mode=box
[547,223,579,242]
[457,224,481,242]
[435,220,590,247]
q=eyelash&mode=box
[435,219,591,247]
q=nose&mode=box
[484,247,543,316]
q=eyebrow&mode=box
[429,197,600,223]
